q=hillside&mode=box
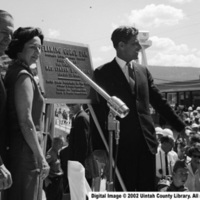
[148,65,200,84]
[1,55,200,85]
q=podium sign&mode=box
[37,39,94,104]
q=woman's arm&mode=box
[15,74,49,179]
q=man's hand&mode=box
[0,164,12,190]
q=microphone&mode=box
[63,58,129,118]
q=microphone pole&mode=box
[64,58,129,191]
[64,58,129,119]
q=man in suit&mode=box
[91,26,186,191]
[68,104,90,166]
[68,104,93,187]
[0,10,14,191]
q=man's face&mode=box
[191,152,200,167]
[68,104,81,115]
[0,15,14,56]
[161,140,174,153]
[173,168,189,187]
[119,36,141,62]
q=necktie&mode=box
[127,62,135,94]
[165,153,169,175]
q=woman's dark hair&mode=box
[187,143,200,157]
[6,27,44,59]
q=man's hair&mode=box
[111,26,138,49]
[6,27,44,59]
[173,159,187,173]
[187,142,200,157]
[190,134,200,145]
[160,135,174,145]
[53,136,64,145]
[0,10,13,19]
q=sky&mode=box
[2,0,200,69]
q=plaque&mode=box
[37,39,94,104]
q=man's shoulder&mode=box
[133,62,148,72]
[95,59,116,72]
[60,146,70,156]
[76,111,89,124]
[77,110,89,118]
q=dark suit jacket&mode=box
[91,59,186,191]
[69,110,90,166]
[92,59,185,154]
[0,76,7,164]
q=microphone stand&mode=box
[64,58,129,191]
[107,110,120,191]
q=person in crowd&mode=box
[0,9,13,199]
[184,118,191,126]
[0,9,14,192]
[67,104,91,185]
[4,27,50,200]
[155,126,163,143]
[158,159,189,191]
[189,134,200,146]
[156,133,178,181]
[175,137,187,160]
[60,134,70,194]
[185,143,200,191]
[62,109,68,120]
[196,107,200,117]
[44,136,64,200]
[192,110,199,124]
[191,123,199,134]
[91,25,186,191]
[183,133,200,159]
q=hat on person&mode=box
[185,126,192,131]
[193,110,198,115]
[157,178,171,187]
[155,127,163,135]
[184,118,191,124]
[188,106,193,111]
[185,129,192,136]
[191,123,199,129]
[162,128,174,139]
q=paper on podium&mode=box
[68,161,91,200]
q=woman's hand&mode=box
[41,159,50,180]
[0,164,12,190]
[37,157,50,180]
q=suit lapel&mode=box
[111,59,133,93]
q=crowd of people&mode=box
[1,7,200,200]
[154,105,200,192]
[155,125,200,191]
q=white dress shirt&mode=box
[115,56,130,82]
[156,147,178,178]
